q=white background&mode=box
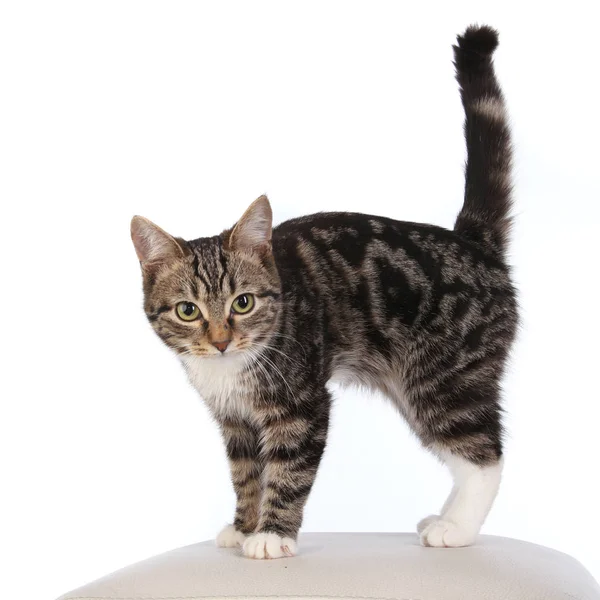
[1,1,599,598]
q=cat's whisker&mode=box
[253,350,298,404]
[244,347,278,395]
[253,342,294,362]
[265,332,308,358]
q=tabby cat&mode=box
[131,25,517,560]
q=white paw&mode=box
[417,514,440,535]
[420,519,476,548]
[216,524,246,548]
[242,532,297,559]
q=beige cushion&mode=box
[57,533,600,600]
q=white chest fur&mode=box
[180,354,254,421]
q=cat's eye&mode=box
[176,301,201,321]
[231,294,255,315]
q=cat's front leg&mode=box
[216,417,263,548]
[242,388,331,560]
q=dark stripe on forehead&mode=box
[218,270,227,291]
[217,241,228,291]
[205,244,219,292]
[188,236,232,296]
[192,251,211,293]
[189,277,198,298]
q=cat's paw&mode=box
[420,518,476,548]
[216,524,246,548]
[242,532,297,559]
[416,514,440,535]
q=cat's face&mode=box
[131,196,281,361]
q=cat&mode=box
[131,25,517,560]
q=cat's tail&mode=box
[453,25,513,257]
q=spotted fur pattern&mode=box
[131,25,517,557]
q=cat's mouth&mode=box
[182,340,256,359]
[181,346,239,358]
[206,346,245,358]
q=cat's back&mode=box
[271,211,509,279]
[274,211,438,243]
[271,211,516,336]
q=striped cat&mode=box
[131,25,517,560]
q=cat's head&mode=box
[131,196,281,361]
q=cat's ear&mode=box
[228,195,272,252]
[131,216,185,268]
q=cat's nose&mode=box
[211,340,230,353]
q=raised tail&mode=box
[453,25,513,257]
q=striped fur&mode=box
[453,25,513,256]
[131,25,517,558]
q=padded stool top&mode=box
[58,533,600,600]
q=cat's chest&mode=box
[180,354,256,420]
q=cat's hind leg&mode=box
[402,365,506,547]
[419,452,503,547]
[416,484,457,535]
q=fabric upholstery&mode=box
[57,533,600,600]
